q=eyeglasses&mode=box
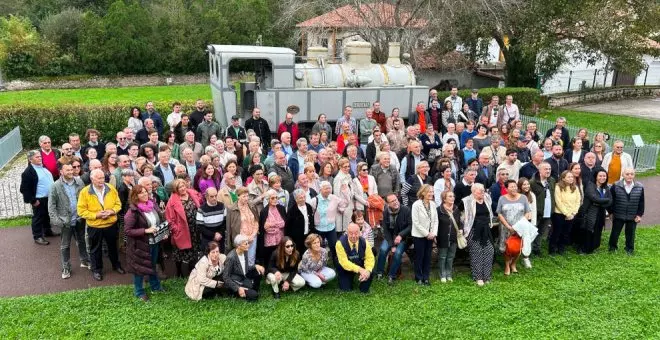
[285,244,294,249]
[72,165,80,168]
[361,168,368,172]
[118,138,126,140]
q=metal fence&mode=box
[0,126,23,170]
[520,115,659,172]
[0,182,31,218]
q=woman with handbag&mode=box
[124,184,166,302]
[462,183,495,286]
[496,180,531,276]
[436,191,464,283]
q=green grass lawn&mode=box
[0,84,212,106]
[539,108,660,175]
[1,227,659,338]
[0,216,30,228]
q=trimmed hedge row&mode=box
[435,87,544,110]
[0,101,200,148]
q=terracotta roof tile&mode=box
[296,3,427,29]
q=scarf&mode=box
[137,199,155,213]
[359,175,369,193]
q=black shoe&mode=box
[423,280,431,286]
[273,292,281,299]
[34,237,49,246]
[387,277,395,285]
[92,272,103,281]
[114,267,126,274]
[45,231,61,237]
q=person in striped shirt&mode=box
[196,188,227,253]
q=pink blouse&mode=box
[264,206,285,247]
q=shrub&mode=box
[435,87,543,110]
[0,101,199,148]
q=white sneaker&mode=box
[523,258,532,269]
[447,277,453,282]
[440,278,447,283]
[62,269,71,279]
[80,262,91,269]
[476,280,484,286]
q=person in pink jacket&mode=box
[165,179,202,277]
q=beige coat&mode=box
[185,254,227,301]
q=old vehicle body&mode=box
[207,41,428,132]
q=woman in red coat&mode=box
[124,184,166,302]
[165,179,202,277]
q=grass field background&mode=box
[0,84,212,106]
[1,227,659,338]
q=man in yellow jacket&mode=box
[77,169,123,281]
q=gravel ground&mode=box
[0,159,32,219]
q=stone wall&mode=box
[548,86,660,107]
[4,73,209,91]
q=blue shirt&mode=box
[33,165,54,198]
[316,196,335,232]
[62,180,79,226]
[159,164,174,185]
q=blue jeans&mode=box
[437,243,457,279]
[133,244,161,297]
[247,238,257,266]
[376,239,408,278]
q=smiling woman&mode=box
[0,227,659,338]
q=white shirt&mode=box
[541,180,551,218]
[238,253,247,275]
[93,185,105,207]
[298,204,309,234]
[144,211,159,227]
[571,150,582,163]
[442,133,460,145]
[624,181,635,194]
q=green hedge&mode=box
[0,101,199,148]
[435,87,544,110]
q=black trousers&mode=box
[230,270,262,301]
[609,219,637,253]
[31,197,52,240]
[87,223,121,274]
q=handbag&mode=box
[446,207,467,249]
[505,234,522,256]
[149,221,170,245]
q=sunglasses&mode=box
[285,244,294,249]
[361,168,368,171]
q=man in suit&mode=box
[20,150,58,245]
[223,234,265,301]
[476,153,495,188]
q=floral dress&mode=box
[172,198,202,263]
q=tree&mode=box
[0,15,54,79]
[449,0,660,87]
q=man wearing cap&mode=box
[277,109,300,147]
[465,89,483,116]
[516,137,532,163]
[226,115,248,147]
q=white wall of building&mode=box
[635,54,660,86]
[542,55,613,95]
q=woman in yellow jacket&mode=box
[549,170,582,255]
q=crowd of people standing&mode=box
[19,89,645,302]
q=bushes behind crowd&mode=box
[0,101,198,148]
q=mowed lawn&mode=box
[1,227,659,339]
[0,84,212,106]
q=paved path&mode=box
[2,175,660,297]
[568,97,660,121]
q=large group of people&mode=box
[18,90,645,302]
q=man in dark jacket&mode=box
[608,168,644,255]
[544,117,570,150]
[189,99,208,132]
[545,144,568,180]
[529,162,556,256]
[376,193,412,284]
[20,150,57,245]
[476,153,495,188]
[268,151,295,192]
[580,152,605,184]
[225,115,248,146]
[141,102,164,136]
[244,107,271,149]
[465,89,483,116]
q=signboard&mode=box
[352,101,371,109]
[632,135,644,147]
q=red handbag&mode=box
[505,234,522,256]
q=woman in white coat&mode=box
[333,158,355,235]
[411,184,438,286]
[352,161,378,212]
